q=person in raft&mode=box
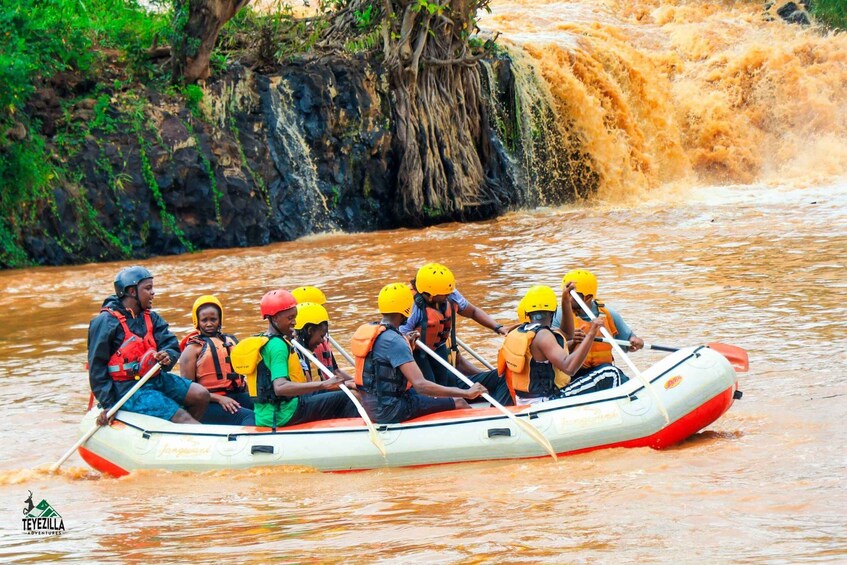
[552,269,641,396]
[252,289,357,429]
[88,266,209,425]
[351,282,487,424]
[178,295,255,426]
[400,263,513,405]
[293,301,354,385]
[498,284,605,404]
[291,286,343,376]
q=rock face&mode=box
[10,52,579,267]
[764,1,812,25]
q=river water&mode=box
[2,181,845,561]
[3,0,847,562]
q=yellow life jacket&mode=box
[230,335,269,398]
[573,302,618,368]
[497,323,570,401]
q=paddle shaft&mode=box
[290,338,386,457]
[327,334,355,366]
[416,341,557,460]
[50,362,163,472]
[595,337,677,353]
[455,337,496,370]
[570,290,670,424]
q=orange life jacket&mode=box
[497,323,570,401]
[351,322,411,396]
[414,293,459,349]
[573,302,618,368]
[103,308,157,381]
[187,333,244,393]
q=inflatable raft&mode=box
[77,345,740,476]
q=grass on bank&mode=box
[0,0,310,267]
[812,0,847,30]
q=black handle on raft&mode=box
[251,445,275,454]
[487,428,512,438]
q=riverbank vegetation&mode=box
[0,0,500,268]
[812,0,847,30]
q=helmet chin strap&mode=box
[268,315,283,336]
[122,289,143,315]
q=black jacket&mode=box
[87,296,180,409]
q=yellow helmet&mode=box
[378,283,414,316]
[292,286,327,305]
[294,302,329,330]
[516,296,530,322]
[192,295,224,328]
[562,269,598,297]
[415,263,455,296]
[523,285,558,314]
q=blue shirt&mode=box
[399,289,470,334]
[373,328,416,368]
[551,302,633,340]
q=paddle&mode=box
[455,337,496,371]
[570,290,671,425]
[327,334,355,367]
[594,338,749,372]
[50,362,162,472]
[290,338,387,457]
[416,341,558,461]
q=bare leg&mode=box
[170,408,200,424]
[183,382,210,421]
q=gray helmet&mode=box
[114,266,153,297]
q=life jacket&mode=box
[102,308,158,381]
[254,334,307,404]
[295,346,327,383]
[186,333,243,394]
[414,292,459,358]
[497,323,570,401]
[312,340,336,372]
[351,322,411,397]
[573,302,618,368]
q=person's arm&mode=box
[399,307,421,335]
[538,318,606,376]
[88,314,119,408]
[177,343,202,381]
[605,306,643,351]
[558,282,576,341]
[458,302,506,335]
[398,361,485,399]
[151,312,180,368]
[273,375,348,397]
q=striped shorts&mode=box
[557,364,629,398]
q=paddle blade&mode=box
[514,418,558,461]
[708,342,749,372]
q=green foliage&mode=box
[812,0,847,29]
[0,0,172,266]
[345,28,381,53]
[181,84,205,118]
[354,4,375,29]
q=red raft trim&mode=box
[79,446,130,478]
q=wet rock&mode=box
[9,52,533,266]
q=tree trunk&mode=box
[172,0,250,84]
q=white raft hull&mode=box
[78,346,739,476]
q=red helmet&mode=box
[260,289,297,318]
